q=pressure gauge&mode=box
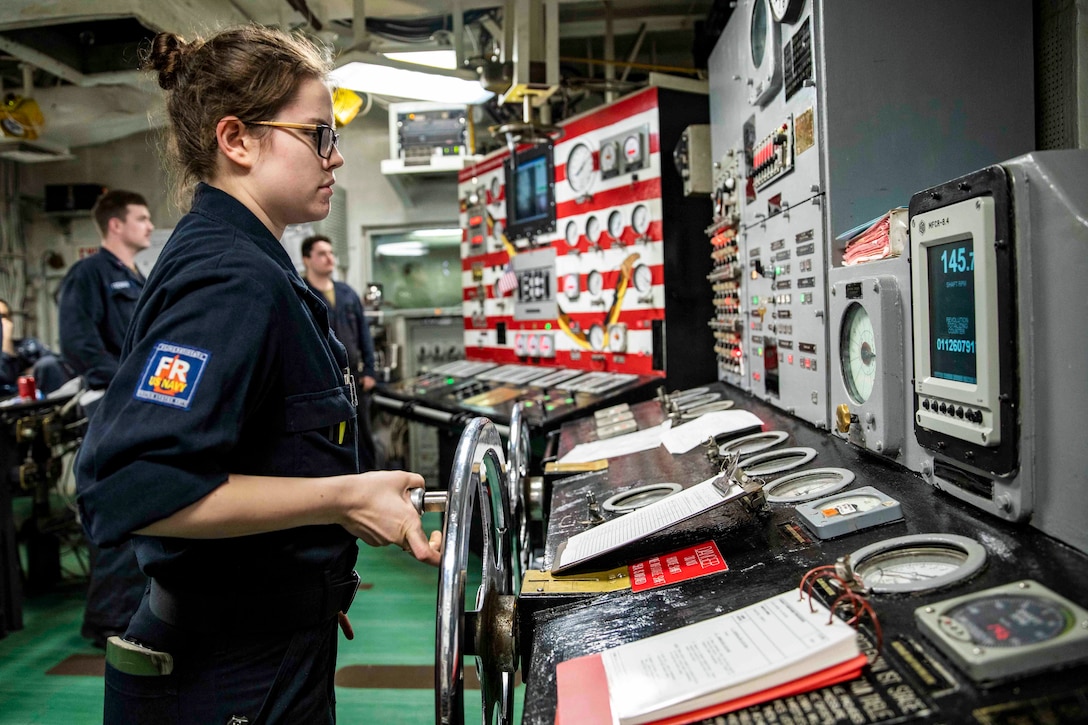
[563,273,580,299]
[796,485,904,540]
[682,400,736,419]
[589,324,606,351]
[538,333,554,358]
[587,270,604,298]
[915,580,1088,684]
[739,446,817,476]
[607,210,624,240]
[608,323,628,352]
[585,216,602,245]
[840,302,877,404]
[526,334,540,357]
[633,264,653,294]
[565,220,580,248]
[678,392,722,410]
[849,533,987,594]
[750,0,769,68]
[603,483,682,513]
[566,143,595,194]
[764,468,856,504]
[769,0,804,22]
[623,134,643,164]
[632,204,650,236]
[600,143,618,175]
[718,430,789,457]
[490,176,501,202]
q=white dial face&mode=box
[600,143,618,173]
[538,334,554,357]
[633,264,653,294]
[585,215,602,243]
[623,134,642,163]
[769,0,802,22]
[563,273,580,299]
[855,550,965,586]
[766,470,852,502]
[840,303,877,404]
[566,143,595,194]
[490,176,501,201]
[632,204,650,235]
[608,324,627,352]
[589,324,605,351]
[565,220,580,247]
[607,210,624,240]
[527,334,540,356]
[587,270,604,297]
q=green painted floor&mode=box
[0,512,524,724]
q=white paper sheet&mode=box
[661,410,764,454]
[557,421,670,464]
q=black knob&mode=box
[956,406,964,418]
[939,402,947,414]
[922,399,930,410]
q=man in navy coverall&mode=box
[57,189,153,648]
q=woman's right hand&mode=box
[339,470,442,566]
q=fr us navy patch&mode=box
[134,341,210,410]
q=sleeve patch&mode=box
[133,341,211,410]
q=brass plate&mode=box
[795,108,815,155]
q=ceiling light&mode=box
[410,228,463,238]
[382,50,458,70]
[331,52,494,105]
[376,241,430,257]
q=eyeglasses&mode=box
[244,121,340,160]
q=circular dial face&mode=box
[589,324,606,351]
[851,534,987,594]
[840,302,877,404]
[607,210,624,240]
[566,143,595,194]
[526,334,540,356]
[600,143,618,173]
[750,0,768,68]
[563,273,580,299]
[603,483,682,513]
[538,334,554,357]
[943,596,1071,647]
[632,204,651,235]
[719,430,789,457]
[490,176,501,201]
[633,264,653,294]
[770,0,803,22]
[587,270,604,297]
[565,220,580,247]
[764,468,855,503]
[623,135,642,164]
[585,215,602,244]
[740,446,817,475]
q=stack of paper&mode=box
[841,207,907,265]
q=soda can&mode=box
[18,375,37,400]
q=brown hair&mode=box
[141,25,332,203]
[301,234,333,258]
[92,189,149,237]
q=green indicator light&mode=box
[524,401,534,407]
[546,404,555,411]
[545,323,552,330]
[446,378,456,384]
[757,347,763,356]
[565,397,575,404]
[751,295,759,305]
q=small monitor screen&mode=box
[927,238,977,384]
[513,155,550,225]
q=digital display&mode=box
[511,247,558,321]
[514,155,550,224]
[927,238,977,384]
[517,268,552,304]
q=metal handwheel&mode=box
[506,403,532,582]
[417,417,519,725]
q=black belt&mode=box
[149,570,360,634]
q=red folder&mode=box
[555,651,868,725]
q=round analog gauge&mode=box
[673,386,709,400]
[677,392,723,410]
[490,176,501,201]
[740,446,817,476]
[633,264,653,294]
[850,533,987,594]
[764,467,856,504]
[770,0,804,23]
[566,143,595,194]
[623,135,642,164]
[719,430,789,457]
[684,400,735,417]
[587,270,604,298]
[565,220,580,247]
[600,143,618,174]
[944,596,1070,647]
[493,220,504,240]
[563,273,580,299]
[840,302,877,404]
[589,324,606,351]
[538,334,554,357]
[607,210,625,240]
[750,0,768,68]
[632,204,651,235]
[585,215,602,244]
[603,483,683,513]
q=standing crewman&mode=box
[57,189,153,648]
[301,234,379,470]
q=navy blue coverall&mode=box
[57,246,147,646]
[305,278,377,470]
[77,184,360,724]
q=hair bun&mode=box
[145,32,187,90]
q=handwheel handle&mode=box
[411,487,449,515]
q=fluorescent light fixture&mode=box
[410,228,463,238]
[331,52,494,105]
[382,50,458,70]
[376,241,430,257]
